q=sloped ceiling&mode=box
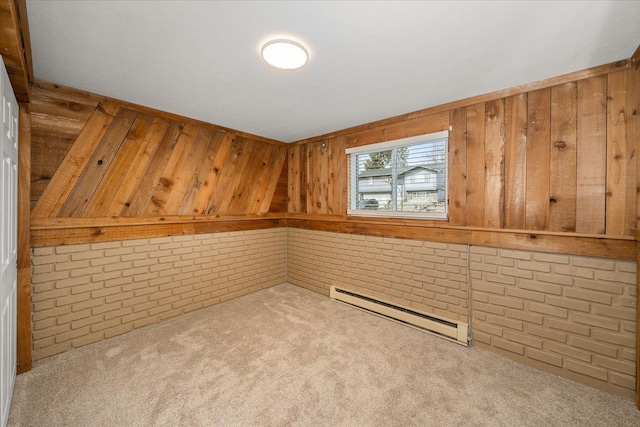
[25,0,640,142]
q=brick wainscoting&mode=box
[287,228,470,323]
[30,227,637,399]
[287,228,637,399]
[470,246,636,399]
[30,228,287,360]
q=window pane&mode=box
[350,133,447,219]
[355,150,393,211]
[398,140,446,213]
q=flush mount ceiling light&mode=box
[261,39,308,70]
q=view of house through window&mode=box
[348,131,448,219]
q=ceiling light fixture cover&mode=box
[261,39,308,70]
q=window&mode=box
[347,130,448,219]
[410,191,429,199]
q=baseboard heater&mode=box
[330,286,469,346]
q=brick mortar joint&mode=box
[32,233,636,370]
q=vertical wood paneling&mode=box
[484,99,505,228]
[308,140,330,214]
[306,141,317,213]
[504,93,527,229]
[308,143,316,214]
[308,142,318,213]
[83,114,155,217]
[525,88,551,230]
[320,141,331,214]
[465,103,485,226]
[606,70,635,235]
[627,66,637,232]
[300,144,308,214]
[325,138,336,215]
[549,83,577,232]
[448,108,467,226]
[288,145,302,213]
[122,121,184,216]
[289,144,309,214]
[635,65,640,235]
[327,137,347,215]
[576,76,607,234]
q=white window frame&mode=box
[346,130,449,220]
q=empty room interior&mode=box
[1,0,640,425]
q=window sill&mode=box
[347,209,448,221]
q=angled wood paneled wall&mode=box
[30,83,98,205]
[30,82,288,224]
[288,62,638,239]
[0,0,32,102]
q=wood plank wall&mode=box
[288,63,639,238]
[17,103,31,373]
[0,0,31,102]
[30,82,289,222]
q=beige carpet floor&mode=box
[8,283,640,426]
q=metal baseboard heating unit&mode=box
[330,286,469,345]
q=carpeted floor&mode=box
[8,283,640,426]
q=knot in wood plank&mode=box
[553,141,567,149]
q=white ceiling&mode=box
[26,1,640,143]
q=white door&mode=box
[0,57,17,427]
